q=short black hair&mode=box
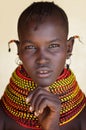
[18,1,69,38]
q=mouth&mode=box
[36,69,53,78]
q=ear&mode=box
[15,40,20,55]
[66,37,75,59]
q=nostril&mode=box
[36,58,48,65]
[36,54,50,66]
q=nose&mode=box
[36,48,50,65]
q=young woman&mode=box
[0,2,86,130]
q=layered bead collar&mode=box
[1,65,86,129]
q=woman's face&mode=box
[18,17,68,87]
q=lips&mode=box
[36,69,52,78]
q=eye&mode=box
[49,43,60,48]
[24,45,36,50]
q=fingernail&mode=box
[38,110,41,114]
[26,98,29,104]
[29,106,33,112]
[34,112,39,117]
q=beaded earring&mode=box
[8,40,19,52]
[15,56,22,65]
[73,35,83,44]
[8,39,22,65]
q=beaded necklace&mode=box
[1,65,86,130]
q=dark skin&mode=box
[0,16,86,130]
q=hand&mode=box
[26,87,61,130]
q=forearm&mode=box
[48,125,60,130]
[44,126,60,130]
[42,121,60,130]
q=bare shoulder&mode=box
[0,102,5,130]
[79,106,86,130]
[0,102,31,130]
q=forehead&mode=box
[19,16,67,41]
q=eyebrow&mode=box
[21,40,34,44]
[21,38,62,44]
[49,38,62,43]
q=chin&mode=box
[36,79,55,88]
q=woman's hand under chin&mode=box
[26,87,61,130]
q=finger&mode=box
[35,94,59,114]
[26,87,43,104]
[26,92,33,104]
[29,87,51,107]
[39,97,61,115]
[28,88,48,112]
[31,88,60,114]
[38,99,48,114]
[34,96,47,116]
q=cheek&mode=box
[53,53,66,74]
[59,53,66,64]
[54,52,66,65]
[19,51,33,63]
[19,54,35,72]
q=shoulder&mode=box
[0,102,5,130]
[0,101,6,118]
[79,106,86,130]
[80,105,86,120]
[0,102,31,130]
